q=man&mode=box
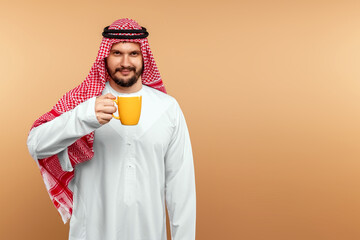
[27,18,196,240]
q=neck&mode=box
[108,77,143,93]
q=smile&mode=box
[117,69,133,76]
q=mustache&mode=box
[115,67,136,72]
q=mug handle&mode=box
[112,98,120,120]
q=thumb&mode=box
[103,93,116,99]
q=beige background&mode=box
[1,0,360,239]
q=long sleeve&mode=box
[27,97,101,170]
[164,103,196,240]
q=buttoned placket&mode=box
[124,127,136,204]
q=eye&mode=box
[112,51,121,55]
[130,51,140,56]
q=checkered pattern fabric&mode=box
[30,18,166,223]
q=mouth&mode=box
[116,68,134,76]
[120,70,131,76]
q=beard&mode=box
[108,66,143,88]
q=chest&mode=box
[94,104,174,155]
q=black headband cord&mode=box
[102,26,149,39]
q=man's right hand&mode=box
[95,93,117,125]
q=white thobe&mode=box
[27,82,196,240]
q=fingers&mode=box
[102,105,117,114]
[96,108,116,125]
[95,93,117,125]
[103,100,116,106]
[97,94,116,106]
[96,112,114,125]
[101,93,116,100]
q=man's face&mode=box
[106,42,143,88]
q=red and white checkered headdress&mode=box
[30,18,166,223]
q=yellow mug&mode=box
[112,96,142,125]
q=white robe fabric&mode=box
[27,82,196,240]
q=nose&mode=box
[120,55,131,68]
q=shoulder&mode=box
[143,85,180,109]
[142,86,185,126]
